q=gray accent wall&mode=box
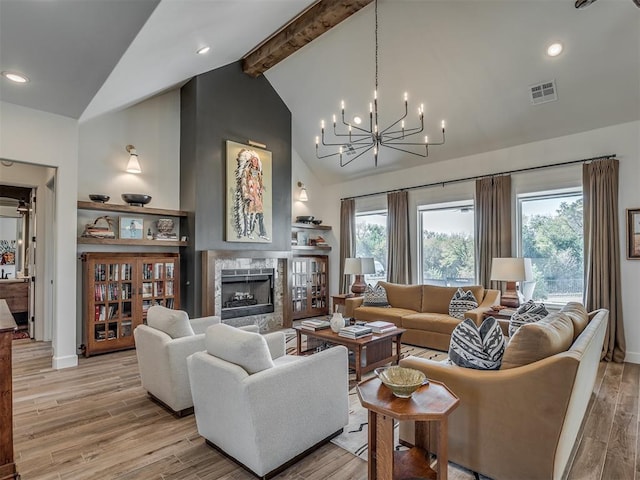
[180,61,292,316]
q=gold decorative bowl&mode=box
[375,366,428,398]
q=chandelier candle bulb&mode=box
[425,136,428,144]
[404,92,408,101]
[341,100,345,109]
[370,103,373,113]
[315,136,319,145]
[442,120,446,130]
[321,120,325,129]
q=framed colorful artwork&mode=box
[627,208,640,259]
[225,140,272,243]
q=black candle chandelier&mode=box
[315,0,446,167]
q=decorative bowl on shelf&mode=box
[121,193,152,207]
[311,219,323,225]
[296,215,314,223]
[375,366,428,398]
[89,194,110,203]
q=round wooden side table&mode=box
[357,376,459,480]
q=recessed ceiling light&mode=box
[353,115,362,125]
[547,43,563,57]
[196,46,210,55]
[2,71,29,83]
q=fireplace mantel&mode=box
[202,250,292,329]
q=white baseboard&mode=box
[52,354,78,369]
[624,351,640,364]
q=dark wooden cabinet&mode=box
[290,255,329,320]
[0,300,18,480]
[81,252,180,356]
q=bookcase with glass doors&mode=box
[81,252,180,356]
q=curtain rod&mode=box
[341,154,616,201]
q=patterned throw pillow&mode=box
[449,317,506,370]
[362,283,390,307]
[449,288,479,319]
[509,300,549,337]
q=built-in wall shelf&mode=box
[77,201,187,217]
[77,201,187,247]
[291,223,332,251]
[77,237,187,247]
[291,223,331,230]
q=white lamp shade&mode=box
[299,187,308,202]
[344,257,375,275]
[126,153,142,174]
[490,257,533,282]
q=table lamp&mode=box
[344,257,375,295]
[490,257,533,308]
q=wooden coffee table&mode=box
[294,326,405,381]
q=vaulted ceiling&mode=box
[1,0,638,183]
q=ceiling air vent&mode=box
[529,79,558,105]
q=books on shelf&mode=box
[300,319,331,330]
[365,320,397,333]
[338,325,373,339]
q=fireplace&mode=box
[220,268,274,320]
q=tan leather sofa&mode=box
[343,282,500,350]
[398,303,609,480]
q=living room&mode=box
[0,1,639,479]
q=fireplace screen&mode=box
[220,268,274,320]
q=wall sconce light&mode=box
[125,144,142,174]
[16,199,29,214]
[297,181,308,202]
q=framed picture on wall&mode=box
[119,217,144,240]
[225,140,273,243]
[627,208,640,259]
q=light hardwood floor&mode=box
[11,339,639,480]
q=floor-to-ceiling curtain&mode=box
[583,158,625,362]
[387,190,411,284]
[475,175,512,289]
[339,198,356,294]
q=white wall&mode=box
[0,101,79,369]
[78,90,181,209]
[308,120,640,363]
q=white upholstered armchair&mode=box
[134,305,258,416]
[187,323,349,479]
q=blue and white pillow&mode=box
[449,288,479,319]
[449,317,505,370]
[508,300,548,337]
[362,283,390,307]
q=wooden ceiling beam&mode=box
[242,0,373,78]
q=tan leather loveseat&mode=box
[344,282,500,350]
[398,303,609,480]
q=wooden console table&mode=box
[357,376,459,480]
[0,299,18,480]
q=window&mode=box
[355,211,387,284]
[518,190,583,304]
[419,203,475,287]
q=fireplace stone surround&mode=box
[202,250,292,331]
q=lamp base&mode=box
[501,281,520,308]
[351,275,367,295]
